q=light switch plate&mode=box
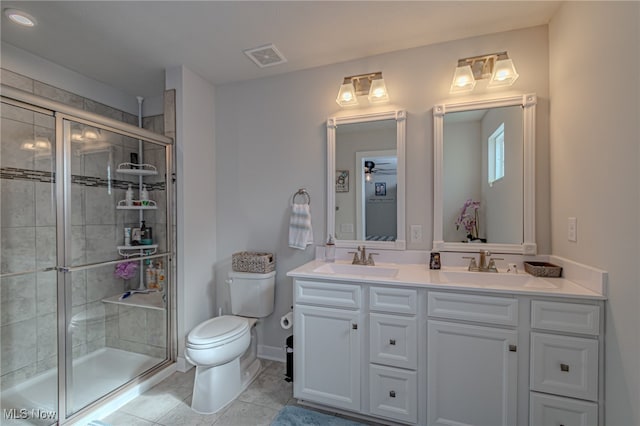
[411,225,423,243]
[568,217,577,242]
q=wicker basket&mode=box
[232,251,276,273]
[524,261,562,278]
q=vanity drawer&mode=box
[369,364,417,424]
[294,279,361,309]
[532,300,600,336]
[530,332,599,401]
[370,286,417,315]
[428,291,518,326]
[530,392,598,426]
[370,313,418,369]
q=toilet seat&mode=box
[187,315,249,349]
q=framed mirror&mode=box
[327,110,406,250]
[433,94,537,254]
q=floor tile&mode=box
[213,399,279,426]
[238,367,293,410]
[101,411,156,426]
[156,395,227,426]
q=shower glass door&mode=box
[62,118,171,417]
[0,100,59,425]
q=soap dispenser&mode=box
[140,184,149,206]
[325,235,336,263]
[125,184,134,206]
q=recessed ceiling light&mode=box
[4,8,37,27]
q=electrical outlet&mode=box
[410,225,423,243]
[568,217,577,242]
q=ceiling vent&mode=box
[243,44,287,68]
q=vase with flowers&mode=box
[455,199,485,242]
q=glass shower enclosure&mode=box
[1,86,174,424]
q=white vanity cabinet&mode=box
[290,271,605,426]
[426,292,519,426]
[529,300,603,426]
[293,280,363,411]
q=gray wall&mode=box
[214,25,551,353]
[549,3,640,425]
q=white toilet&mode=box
[185,270,276,414]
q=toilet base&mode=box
[190,323,262,414]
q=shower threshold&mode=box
[1,347,162,425]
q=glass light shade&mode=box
[488,58,519,87]
[367,79,389,104]
[336,83,359,107]
[450,65,476,93]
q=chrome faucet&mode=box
[350,246,378,266]
[463,250,502,272]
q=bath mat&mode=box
[270,405,366,426]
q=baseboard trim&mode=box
[177,356,194,373]
[258,344,286,362]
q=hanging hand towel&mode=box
[289,203,313,250]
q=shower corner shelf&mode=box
[117,199,157,210]
[118,244,158,257]
[116,162,158,176]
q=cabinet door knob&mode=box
[389,390,396,398]
[352,323,358,330]
[509,344,517,352]
[389,339,396,345]
[560,363,570,372]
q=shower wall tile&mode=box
[35,226,56,269]
[119,306,147,343]
[86,265,123,303]
[33,127,55,173]
[71,305,87,353]
[85,187,116,225]
[146,310,166,347]
[1,68,34,93]
[85,225,119,264]
[84,99,124,121]
[143,115,164,135]
[1,179,35,227]
[1,227,36,274]
[0,274,36,325]
[1,318,37,374]
[1,101,34,123]
[1,363,37,391]
[34,112,55,130]
[35,181,56,226]
[86,301,106,343]
[33,81,84,109]
[37,312,57,362]
[83,144,123,180]
[1,117,35,169]
[36,270,57,316]
[71,225,86,266]
[71,186,85,226]
[123,112,138,127]
[36,354,57,375]
[72,270,88,307]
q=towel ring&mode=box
[293,188,311,205]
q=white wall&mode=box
[214,26,550,353]
[549,3,640,425]
[165,66,216,368]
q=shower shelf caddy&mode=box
[116,162,158,176]
[117,244,158,258]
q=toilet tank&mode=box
[228,270,276,317]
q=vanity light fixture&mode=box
[4,8,37,27]
[450,52,519,93]
[336,72,389,107]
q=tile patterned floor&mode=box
[101,360,381,426]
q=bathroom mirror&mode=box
[327,110,406,249]
[433,94,537,254]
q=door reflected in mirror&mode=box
[443,105,523,244]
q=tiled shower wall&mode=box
[0,68,167,388]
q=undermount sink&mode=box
[439,269,557,289]
[313,263,399,278]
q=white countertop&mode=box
[287,260,606,300]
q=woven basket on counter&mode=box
[232,251,276,273]
[524,261,562,278]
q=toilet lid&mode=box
[188,315,249,346]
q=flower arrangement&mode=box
[114,261,138,280]
[455,199,480,241]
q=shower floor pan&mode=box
[1,347,162,425]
